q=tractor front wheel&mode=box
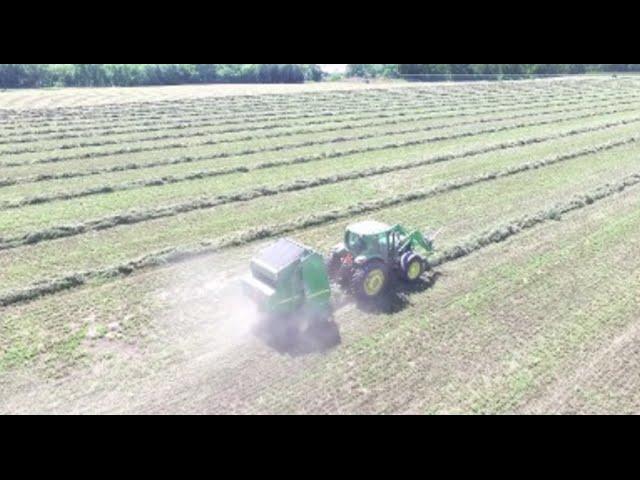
[353,261,388,301]
[401,252,425,282]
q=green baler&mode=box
[242,238,332,318]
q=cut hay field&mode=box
[1,77,640,414]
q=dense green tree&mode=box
[0,64,311,88]
[301,64,323,81]
[1,64,638,88]
[194,64,218,83]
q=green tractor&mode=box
[242,221,435,320]
[326,221,434,301]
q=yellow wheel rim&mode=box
[407,260,422,280]
[364,269,385,296]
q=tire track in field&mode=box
[524,315,640,414]
[2,90,638,155]
[3,100,638,174]
[2,141,639,308]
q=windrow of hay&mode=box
[1,132,636,247]
[3,104,638,171]
[0,85,449,121]
[0,86,620,146]
[0,90,492,135]
[0,99,460,144]
[0,83,588,131]
[0,77,618,121]
[430,173,640,266]
[0,112,636,210]
[2,93,638,156]
[0,88,631,150]
[3,170,640,308]
[0,88,410,122]
[0,82,559,120]
[8,78,626,121]
[0,111,640,188]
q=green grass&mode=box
[2,110,639,237]
[2,136,640,293]
[3,78,640,414]
[0,83,611,137]
[2,88,632,155]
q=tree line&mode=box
[0,64,324,88]
[2,64,639,89]
[353,64,640,80]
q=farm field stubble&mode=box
[1,78,640,414]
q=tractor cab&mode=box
[344,221,395,260]
[343,221,412,262]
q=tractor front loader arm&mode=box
[392,225,435,256]
[406,230,434,255]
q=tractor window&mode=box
[390,232,401,251]
[346,232,365,254]
[378,233,388,250]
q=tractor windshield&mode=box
[345,231,366,254]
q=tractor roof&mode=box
[254,238,308,273]
[348,220,392,236]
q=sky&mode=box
[318,64,348,74]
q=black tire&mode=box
[400,252,425,282]
[352,261,389,301]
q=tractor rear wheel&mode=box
[353,261,388,301]
[401,252,425,282]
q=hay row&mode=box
[2,91,636,155]
[3,168,640,308]
[0,86,458,120]
[0,89,518,131]
[2,112,637,191]
[0,97,485,141]
[4,83,620,137]
[430,173,640,266]
[3,102,636,170]
[0,87,616,140]
[3,119,638,213]
[1,131,635,254]
[0,82,593,124]
[0,79,618,119]
[0,80,621,125]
